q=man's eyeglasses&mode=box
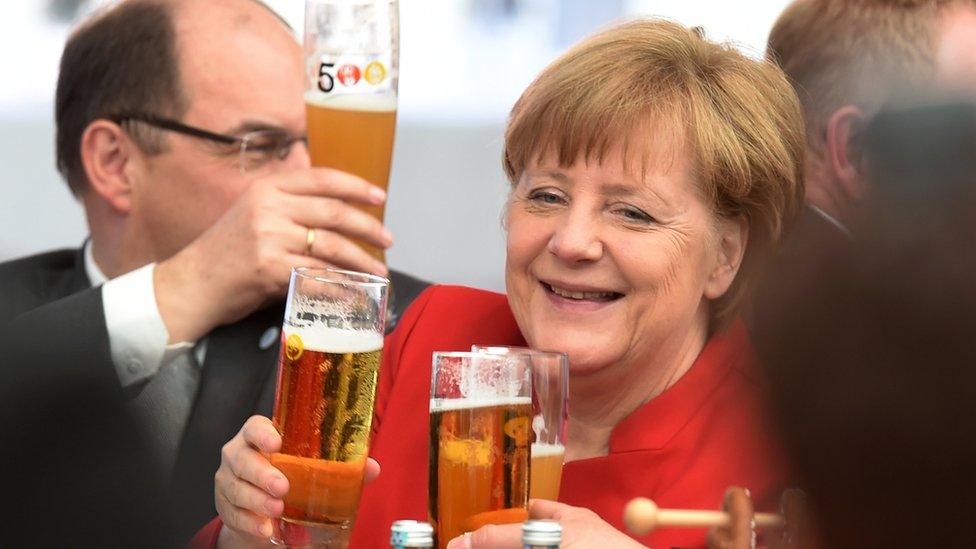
[108,113,308,174]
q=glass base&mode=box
[272,517,352,548]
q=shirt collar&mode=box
[608,320,753,453]
[83,239,109,286]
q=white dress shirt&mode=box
[83,242,206,387]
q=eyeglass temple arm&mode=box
[109,113,240,145]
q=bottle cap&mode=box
[522,519,562,545]
[390,520,434,547]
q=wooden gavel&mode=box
[623,497,784,535]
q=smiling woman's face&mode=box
[505,131,742,376]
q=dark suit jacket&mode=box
[0,247,429,542]
[748,204,852,333]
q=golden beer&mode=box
[428,398,532,549]
[470,346,569,504]
[271,327,383,529]
[530,443,565,500]
[305,91,397,263]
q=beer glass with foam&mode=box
[472,346,569,500]
[271,267,389,547]
[428,352,533,549]
[304,0,399,262]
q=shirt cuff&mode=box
[103,263,190,387]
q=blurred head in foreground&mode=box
[755,102,976,548]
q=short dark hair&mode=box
[55,0,188,195]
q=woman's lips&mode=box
[541,282,623,311]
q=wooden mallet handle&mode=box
[623,497,784,535]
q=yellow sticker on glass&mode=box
[504,416,531,445]
[364,61,387,85]
[285,333,304,360]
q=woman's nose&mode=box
[547,210,604,263]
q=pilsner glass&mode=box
[428,352,533,549]
[473,346,569,500]
[304,0,399,263]
[271,267,389,548]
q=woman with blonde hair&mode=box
[201,18,805,549]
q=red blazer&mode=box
[192,285,783,549]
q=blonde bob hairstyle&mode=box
[503,18,806,329]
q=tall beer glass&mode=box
[473,346,569,500]
[271,267,389,547]
[428,352,533,549]
[304,0,399,263]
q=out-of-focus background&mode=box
[0,0,789,291]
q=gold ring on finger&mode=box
[305,227,316,256]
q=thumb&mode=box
[529,498,567,519]
[447,523,522,549]
[364,457,381,484]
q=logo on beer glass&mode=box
[337,64,362,87]
[364,61,387,85]
[504,416,532,445]
[285,333,304,360]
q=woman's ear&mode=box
[79,119,143,213]
[704,215,749,300]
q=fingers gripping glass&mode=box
[108,113,307,174]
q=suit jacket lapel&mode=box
[170,302,284,540]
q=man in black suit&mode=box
[0,0,427,542]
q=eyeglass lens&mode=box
[240,131,301,173]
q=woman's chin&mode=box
[525,329,618,375]
[565,359,613,377]
[549,344,616,377]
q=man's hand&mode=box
[214,415,380,548]
[154,167,392,342]
[447,499,646,549]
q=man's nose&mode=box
[285,139,312,169]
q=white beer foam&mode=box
[531,443,565,457]
[283,326,383,354]
[429,396,532,413]
[304,90,397,112]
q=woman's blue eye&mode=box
[529,191,563,204]
[618,207,654,223]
